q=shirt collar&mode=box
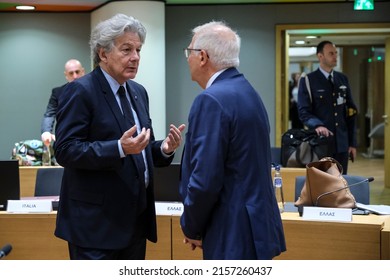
[206,68,228,89]
[319,66,332,79]
[101,68,126,94]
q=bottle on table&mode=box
[274,165,284,213]
[42,144,51,166]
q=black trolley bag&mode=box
[281,128,334,167]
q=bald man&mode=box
[41,59,85,146]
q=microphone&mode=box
[315,177,374,207]
[0,244,12,259]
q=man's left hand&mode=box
[162,124,186,154]
[183,236,202,251]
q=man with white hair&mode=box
[179,21,286,260]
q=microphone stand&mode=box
[315,177,374,207]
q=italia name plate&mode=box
[6,200,53,213]
[302,206,352,222]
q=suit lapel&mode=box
[125,83,147,128]
[125,82,153,176]
[94,67,128,133]
[94,67,146,181]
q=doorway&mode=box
[275,23,390,188]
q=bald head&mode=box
[64,59,85,82]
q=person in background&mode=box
[289,72,303,129]
[41,59,85,147]
[54,13,185,260]
[297,40,357,174]
[179,21,286,260]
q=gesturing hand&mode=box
[162,124,186,154]
[120,125,150,155]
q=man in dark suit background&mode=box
[41,59,85,147]
[179,21,286,259]
[54,14,185,260]
[297,40,357,174]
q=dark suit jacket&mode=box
[54,67,173,249]
[297,68,357,153]
[41,83,67,134]
[179,68,286,259]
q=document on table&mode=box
[356,202,390,215]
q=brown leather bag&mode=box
[295,157,356,208]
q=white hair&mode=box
[192,21,240,69]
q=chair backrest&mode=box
[154,163,181,201]
[294,175,370,204]
[271,147,282,167]
[368,122,384,138]
[34,167,64,197]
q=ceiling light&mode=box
[289,47,316,57]
[306,36,318,39]
[295,40,305,45]
[16,5,36,11]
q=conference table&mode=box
[172,212,390,260]
[1,209,389,260]
[17,166,307,202]
[0,211,173,260]
[1,166,389,260]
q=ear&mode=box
[99,48,108,63]
[200,50,208,64]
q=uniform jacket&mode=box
[179,67,286,260]
[41,83,67,134]
[297,68,357,153]
[54,66,173,249]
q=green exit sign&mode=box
[354,0,374,10]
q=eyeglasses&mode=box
[183,48,203,58]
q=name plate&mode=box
[7,200,53,213]
[155,202,183,216]
[302,206,352,222]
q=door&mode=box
[276,23,390,188]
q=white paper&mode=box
[356,202,390,215]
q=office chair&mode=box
[294,175,370,205]
[271,147,282,167]
[34,167,64,197]
[366,122,385,158]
